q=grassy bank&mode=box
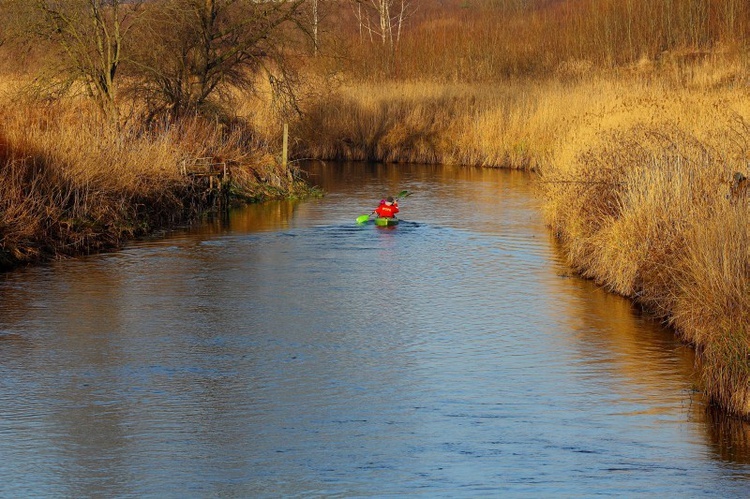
[292,80,556,168]
[540,72,750,417]
[288,57,750,418]
[0,90,311,270]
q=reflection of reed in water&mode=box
[704,406,750,464]
[553,260,697,391]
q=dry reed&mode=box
[292,80,565,169]
[0,88,308,269]
[539,68,750,417]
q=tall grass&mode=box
[294,80,571,169]
[676,201,749,415]
[539,72,750,416]
[0,99,178,267]
[0,89,308,269]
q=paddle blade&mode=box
[356,214,371,224]
[396,190,412,199]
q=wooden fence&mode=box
[180,157,228,191]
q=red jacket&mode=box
[375,202,399,218]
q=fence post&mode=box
[282,123,289,169]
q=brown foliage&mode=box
[327,0,750,81]
[541,93,750,417]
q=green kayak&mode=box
[374,217,399,226]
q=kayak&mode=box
[374,217,399,226]
[355,190,411,225]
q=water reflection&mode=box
[562,277,697,400]
[705,407,750,464]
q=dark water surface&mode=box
[0,162,748,497]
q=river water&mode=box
[0,162,748,497]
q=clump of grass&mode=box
[540,82,750,417]
[293,80,564,169]
[673,201,750,415]
[0,90,307,269]
[0,105,189,268]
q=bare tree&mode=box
[130,0,309,122]
[351,0,414,48]
[311,0,319,55]
[28,0,145,126]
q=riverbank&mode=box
[0,94,313,271]
[539,76,750,418]
[284,57,749,418]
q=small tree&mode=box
[130,0,309,122]
[26,0,145,127]
[311,0,320,55]
[349,0,414,76]
[351,0,414,47]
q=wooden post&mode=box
[282,123,289,169]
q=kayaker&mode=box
[375,196,399,218]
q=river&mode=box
[0,161,748,497]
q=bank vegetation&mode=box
[0,0,314,269]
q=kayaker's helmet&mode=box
[385,196,394,205]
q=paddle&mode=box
[356,213,373,224]
[355,190,411,224]
[395,190,411,200]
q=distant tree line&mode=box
[334,0,750,80]
[2,0,749,117]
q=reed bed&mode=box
[0,90,307,269]
[540,74,750,417]
[293,80,560,169]
[292,75,662,171]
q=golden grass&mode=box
[0,85,309,269]
[672,201,750,415]
[292,80,561,168]
[539,68,750,417]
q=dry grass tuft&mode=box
[0,88,306,269]
[293,80,563,169]
[540,73,750,417]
